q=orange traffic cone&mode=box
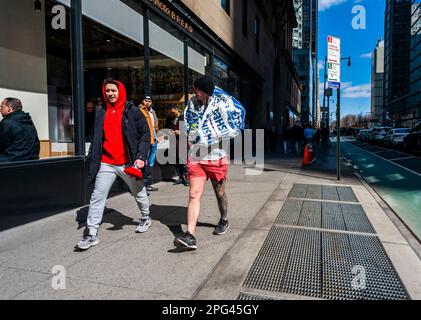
[303,144,311,165]
[308,144,314,162]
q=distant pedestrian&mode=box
[164,104,189,187]
[76,78,151,251]
[304,125,316,144]
[139,95,160,193]
[85,98,97,143]
[282,124,291,154]
[269,122,278,153]
[0,98,40,162]
[321,124,329,148]
[313,128,321,145]
[291,122,304,155]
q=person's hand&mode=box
[134,159,145,169]
[174,130,180,136]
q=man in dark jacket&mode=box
[76,78,151,251]
[165,104,188,186]
[0,98,40,162]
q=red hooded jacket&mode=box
[101,81,130,166]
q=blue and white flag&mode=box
[184,87,246,146]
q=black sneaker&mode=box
[173,178,184,185]
[213,219,230,235]
[174,231,197,250]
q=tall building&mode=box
[292,0,303,49]
[371,40,384,124]
[384,0,420,127]
[408,2,421,127]
[292,0,318,125]
[0,0,301,214]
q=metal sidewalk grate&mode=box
[306,185,322,200]
[288,184,308,199]
[287,184,358,203]
[322,232,408,300]
[275,200,376,234]
[281,229,321,297]
[341,204,376,234]
[243,226,409,300]
[274,199,302,225]
[322,185,340,201]
[298,201,322,228]
[337,187,359,203]
[238,293,278,300]
[244,227,294,292]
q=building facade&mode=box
[384,0,421,127]
[0,0,300,215]
[408,2,421,127]
[292,0,318,125]
[371,39,384,124]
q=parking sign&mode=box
[328,35,341,88]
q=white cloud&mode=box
[360,52,372,59]
[342,83,371,98]
[319,0,348,11]
[341,82,353,89]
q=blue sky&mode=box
[318,0,385,118]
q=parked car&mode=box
[358,129,372,141]
[403,122,421,153]
[383,128,411,147]
[369,127,391,144]
[357,129,367,141]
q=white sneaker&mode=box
[136,219,152,233]
[77,235,99,250]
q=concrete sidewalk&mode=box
[0,149,420,300]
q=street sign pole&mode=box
[327,35,341,181]
[337,88,341,181]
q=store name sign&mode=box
[151,0,194,33]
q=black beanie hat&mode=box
[193,76,215,96]
[142,94,153,101]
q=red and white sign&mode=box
[327,35,341,88]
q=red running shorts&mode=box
[187,157,228,182]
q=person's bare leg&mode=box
[211,180,228,220]
[187,177,206,236]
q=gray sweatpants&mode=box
[87,163,150,236]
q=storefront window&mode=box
[81,0,146,143]
[0,0,74,163]
[83,17,145,105]
[186,40,211,94]
[148,10,186,127]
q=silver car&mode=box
[383,128,411,147]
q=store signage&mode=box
[327,35,341,89]
[151,0,194,33]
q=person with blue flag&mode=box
[174,75,246,250]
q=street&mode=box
[341,139,421,240]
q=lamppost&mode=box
[336,56,351,181]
